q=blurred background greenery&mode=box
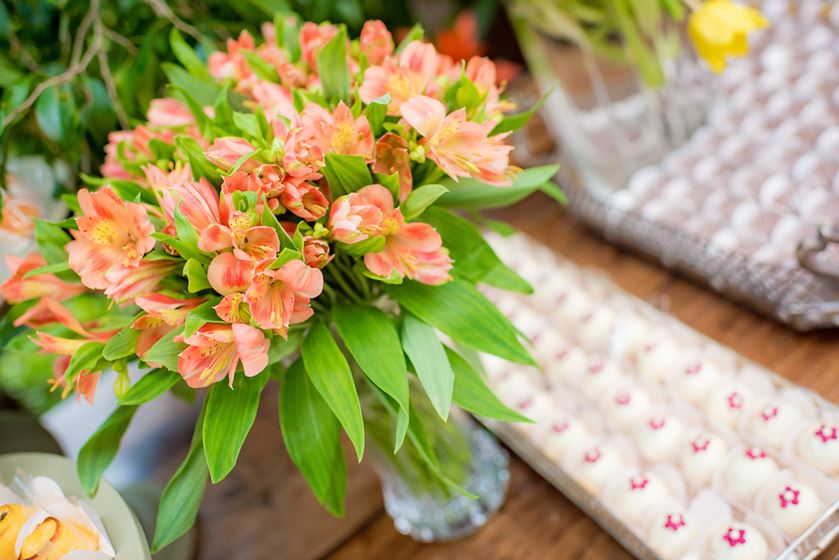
[0,0,513,195]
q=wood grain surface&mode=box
[174,196,839,560]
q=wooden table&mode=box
[170,195,839,560]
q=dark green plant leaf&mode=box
[401,184,448,220]
[437,165,562,210]
[401,314,453,421]
[301,320,365,461]
[143,327,186,372]
[120,369,182,405]
[77,406,138,495]
[280,359,347,516]
[421,207,531,293]
[152,406,208,552]
[316,27,350,103]
[103,323,141,361]
[203,370,270,483]
[322,153,372,198]
[386,279,534,365]
[333,303,409,451]
[446,347,531,422]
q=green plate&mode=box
[0,452,152,559]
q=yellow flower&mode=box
[688,0,769,72]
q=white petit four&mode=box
[679,432,728,486]
[723,447,780,504]
[797,421,839,475]
[646,511,699,560]
[637,339,680,384]
[633,413,687,463]
[604,385,653,427]
[709,523,769,560]
[672,357,722,402]
[541,415,591,462]
[572,444,624,496]
[704,384,753,428]
[748,399,804,448]
[612,471,670,524]
[766,481,823,536]
[579,358,624,400]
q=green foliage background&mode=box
[0,0,415,192]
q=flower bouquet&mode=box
[0,15,562,551]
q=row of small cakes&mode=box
[487,365,836,559]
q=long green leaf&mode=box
[386,279,534,365]
[102,323,140,361]
[152,406,208,552]
[490,92,548,135]
[316,27,349,103]
[169,28,211,81]
[421,207,532,293]
[301,320,365,460]
[446,347,531,422]
[119,369,182,405]
[400,314,453,421]
[437,165,561,210]
[203,371,269,483]
[280,360,347,515]
[322,153,372,198]
[333,303,409,451]
[143,327,186,372]
[77,405,138,495]
[64,342,105,384]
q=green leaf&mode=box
[396,23,423,53]
[175,135,222,184]
[103,324,140,361]
[183,299,223,338]
[316,27,349,103]
[335,235,385,257]
[77,406,138,495]
[22,260,71,279]
[363,94,389,136]
[171,86,213,139]
[183,259,211,292]
[170,28,212,81]
[421,207,531,293]
[33,218,71,265]
[301,320,365,461]
[152,406,208,552]
[143,328,186,372]
[322,153,372,197]
[333,303,410,451]
[64,342,105,384]
[120,369,182,405]
[242,51,280,82]
[280,359,347,515]
[204,371,269,483]
[151,230,212,264]
[35,84,75,145]
[386,279,534,365]
[446,347,531,422]
[162,62,221,107]
[401,184,448,220]
[400,314,453,421]
[481,260,534,294]
[490,92,548,135]
[80,174,157,204]
[437,165,562,210]
[268,248,303,270]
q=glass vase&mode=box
[509,5,714,198]
[367,408,510,543]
